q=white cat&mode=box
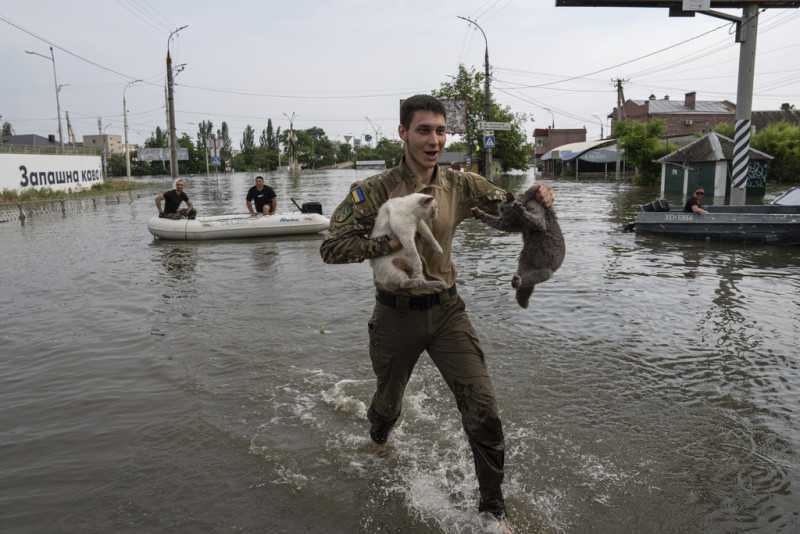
[369,193,446,291]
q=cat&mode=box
[472,188,565,308]
[369,193,446,291]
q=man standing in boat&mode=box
[156,179,197,220]
[246,176,277,216]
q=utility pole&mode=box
[283,112,299,173]
[613,78,628,180]
[166,25,187,184]
[458,16,492,181]
[592,115,604,140]
[123,79,142,181]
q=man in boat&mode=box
[156,179,197,220]
[246,176,277,216]
[684,186,709,214]
[320,94,553,533]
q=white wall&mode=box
[0,153,103,193]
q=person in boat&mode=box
[319,94,553,533]
[246,176,277,216]
[684,186,709,214]
[156,179,197,220]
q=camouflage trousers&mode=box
[367,290,506,518]
[164,208,197,220]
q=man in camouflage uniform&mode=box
[320,95,553,530]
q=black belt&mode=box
[375,284,457,311]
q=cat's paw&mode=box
[471,207,485,219]
[511,273,522,288]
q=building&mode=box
[612,92,735,141]
[751,103,800,132]
[655,132,772,198]
[532,127,587,175]
[83,134,123,155]
[532,128,587,172]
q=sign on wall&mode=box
[0,153,103,194]
[138,148,190,162]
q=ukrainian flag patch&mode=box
[351,187,365,203]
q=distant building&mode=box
[751,103,800,132]
[612,92,735,141]
[83,134,123,154]
[1,134,60,147]
[532,127,587,174]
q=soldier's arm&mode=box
[320,195,392,264]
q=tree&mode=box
[433,64,531,172]
[1,122,13,137]
[713,120,800,184]
[241,125,256,166]
[217,122,232,170]
[144,126,168,148]
[611,119,672,185]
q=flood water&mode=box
[1,169,799,533]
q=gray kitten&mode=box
[472,189,565,308]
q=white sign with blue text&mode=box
[0,153,103,194]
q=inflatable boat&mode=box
[147,201,330,241]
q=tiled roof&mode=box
[656,132,772,163]
[633,99,735,114]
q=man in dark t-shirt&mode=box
[684,186,709,214]
[246,176,277,216]
[156,179,197,220]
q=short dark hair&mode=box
[255,176,264,182]
[694,186,704,193]
[400,95,447,129]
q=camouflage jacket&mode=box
[319,157,508,294]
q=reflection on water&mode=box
[1,171,799,533]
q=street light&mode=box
[283,112,299,172]
[123,79,142,181]
[102,123,113,180]
[25,47,64,149]
[592,115,604,140]
[543,108,555,129]
[458,16,492,181]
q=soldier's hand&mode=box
[529,182,554,208]
[388,236,403,252]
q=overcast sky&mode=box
[2,1,798,149]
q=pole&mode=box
[123,80,142,181]
[25,48,64,149]
[592,114,604,140]
[166,25,187,185]
[730,4,758,206]
[458,16,492,181]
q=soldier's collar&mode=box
[398,156,442,192]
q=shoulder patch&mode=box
[334,203,354,223]
[351,187,365,203]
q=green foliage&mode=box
[713,120,800,183]
[144,126,168,148]
[445,141,468,152]
[612,119,668,186]
[355,138,404,168]
[336,142,354,163]
[433,64,531,172]
[1,122,13,136]
[1,180,148,202]
[751,121,800,184]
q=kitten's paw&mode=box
[511,273,522,288]
[471,207,485,219]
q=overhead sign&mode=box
[138,148,189,162]
[479,121,512,131]
[484,135,496,148]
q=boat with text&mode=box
[632,187,800,244]
[147,201,330,241]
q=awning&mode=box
[543,139,616,162]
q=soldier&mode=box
[320,94,553,532]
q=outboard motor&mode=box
[301,202,323,215]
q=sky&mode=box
[2,0,799,149]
